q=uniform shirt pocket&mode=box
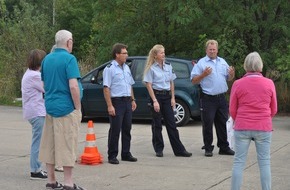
[124,71,133,83]
[164,70,171,82]
[217,64,228,76]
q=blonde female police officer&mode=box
[143,44,192,158]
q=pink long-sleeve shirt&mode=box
[229,72,277,131]
[21,69,46,120]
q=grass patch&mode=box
[0,97,22,107]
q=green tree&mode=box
[0,0,289,111]
[91,0,202,63]
[0,1,53,101]
[193,0,290,79]
[54,0,95,59]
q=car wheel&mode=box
[174,99,190,127]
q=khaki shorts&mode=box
[39,109,82,167]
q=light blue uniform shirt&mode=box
[190,55,229,95]
[103,60,135,97]
[143,62,176,91]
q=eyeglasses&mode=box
[119,52,128,55]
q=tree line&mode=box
[0,0,289,112]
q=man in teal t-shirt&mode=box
[39,30,86,190]
[41,47,83,117]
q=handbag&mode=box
[226,116,235,150]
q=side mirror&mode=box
[91,76,103,85]
[90,76,97,84]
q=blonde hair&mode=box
[243,52,263,72]
[143,44,164,77]
[205,39,218,49]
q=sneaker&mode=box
[155,151,163,157]
[202,145,214,157]
[63,184,86,190]
[46,181,64,189]
[30,170,48,180]
[55,166,64,172]
[205,150,213,157]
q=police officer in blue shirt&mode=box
[191,39,235,157]
[143,44,192,158]
[103,43,137,164]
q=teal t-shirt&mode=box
[41,48,83,117]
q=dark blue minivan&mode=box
[81,56,200,126]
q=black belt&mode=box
[153,89,171,95]
[201,92,225,98]
[111,96,131,101]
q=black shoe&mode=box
[121,155,137,162]
[205,150,213,157]
[175,150,192,157]
[63,183,87,190]
[219,148,235,155]
[46,181,64,189]
[156,152,163,157]
[108,158,119,164]
[30,170,47,180]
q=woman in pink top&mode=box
[229,52,277,190]
[21,49,47,180]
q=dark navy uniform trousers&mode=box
[108,97,132,159]
[150,92,186,155]
[200,93,230,151]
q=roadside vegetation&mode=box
[0,0,289,112]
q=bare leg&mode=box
[63,166,73,187]
[46,163,56,184]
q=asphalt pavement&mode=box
[0,105,289,190]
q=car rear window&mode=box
[171,61,190,79]
[133,59,146,81]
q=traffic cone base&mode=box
[80,120,103,165]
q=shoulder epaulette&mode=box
[106,63,112,68]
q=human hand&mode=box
[228,66,235,74]
[171,98,176,108]
[107,105,116,116]
[228,66,235,80]
[132,101,137,111]
[153,101,160,112]
[203,66,212,77]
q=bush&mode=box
[275,78,290,113]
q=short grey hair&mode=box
[55,30,72,47]
[50,44,56,52]
[243,52,263,72]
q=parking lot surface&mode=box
[0,105,289,190]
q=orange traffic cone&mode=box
[80,120,103,165]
